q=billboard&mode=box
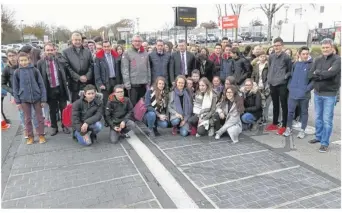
[175,7,197,27]
[221,15,239,29]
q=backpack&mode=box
[62,104,73,128]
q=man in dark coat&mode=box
[62,32,94,102]
[37,43,70,136]
[149,40,171,87]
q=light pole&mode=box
[20,20,24,42]
[284,5,290,23]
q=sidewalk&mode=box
[1,121,341,209]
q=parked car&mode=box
[249,35,267,42]
[31,40,44,49]
[1,45,10,54]
[7,44,23,51]
[207,33,218,42]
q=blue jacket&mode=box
[12,64,47,104]
[288,59,313,99]
[219,58,235,82]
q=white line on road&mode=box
[161,140,233,151]
[2,174,140,202]
[331,140,341,145]
[200,165,301,189]
[136,125,219,209]
[269,187,341,209]
[125,130,199,208]
[179,150,269,167]
[123,198,158,208]
[9,155,129,177]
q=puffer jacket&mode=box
[12,64,47,104]
[121,46,151,89]
[1,62,18,96]
[72,91,103,132]
[105,96,133,128]
[61,46,94,91]
[240,83,262,120]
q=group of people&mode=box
[1,33,340,153]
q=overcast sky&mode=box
[4,0,342,32]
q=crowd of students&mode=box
[1,34,340,153]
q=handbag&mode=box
[133,98,147,121]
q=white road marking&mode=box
[161,140,229,151]
[331,140,341,145]
[135,125,218,208]
[179,150,268,167]
[269,187,341,209]
[124,131,199,208]
[124,198,158,208]
[200,165,300,189]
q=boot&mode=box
[39,135,46,144]
[153,127,161,136]
[90,133,98,143]
[26,137,34,145]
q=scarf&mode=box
[174,88,192,117]
[150,87,166,113]
[197,91,213,130]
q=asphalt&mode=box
[1,94,341,209]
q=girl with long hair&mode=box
[214,85,244,143]
[143,77,169,137]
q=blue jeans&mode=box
[74,122,103,146]
[19,107,38,129]
[314,94,336,147]
[241,113,256,124]
[144,111,169,129]
[171,118,189,137]
[287,97,309,130]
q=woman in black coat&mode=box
[195,53,215,82]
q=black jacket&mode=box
[233,56,251,85]
[149,51,171,86]
[37,58,70,102]
[309,53,341,96]
[94,49,122,91]
[105,96,133,128]
[62,46,94,91]
[251,62,268,87]
[1,63,18,95]
[169,51,195,83]
[195,58,215,82]
[72,91,103,132]
[240,84,262,120]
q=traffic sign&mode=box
[221,15,239,29]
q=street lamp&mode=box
[284,5,290,23]
[20,20,24,42]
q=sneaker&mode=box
[208,128,215,137]
[292,121,302,128]
[277,127,286,135]
[308,139,320,144]
[172,127,178,135]
[265,124,278,131]
[319,145,328,153]
[215,134,220,140]
[39,135,47,144]
[195,133,201,137]
[282,127,292,137]
[26,137,34,145]
[297,130,306,139]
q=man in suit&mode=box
[37,43,70,136]
[94,40,122,125]
[169,40,196,84]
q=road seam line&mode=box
[161,140,234,151]
[136,125,218,209]
[120,143,163,209]
[200,165,300,189]
[269,187,341,209]
[9,155,128,177]
[123,198,158,208]
[124,130,199,208]
[2,174,140,202]
[179,149,269,167]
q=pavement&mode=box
[1,94,341,209]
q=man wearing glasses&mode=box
[121,35,151,106]
[265,37,293,135]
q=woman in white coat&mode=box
[214,85,245,143]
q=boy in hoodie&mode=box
[12,52,47,144]
[283,46,313,139]
[105,84,135,144]
[72,84,103,145]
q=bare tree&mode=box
[250,4,284,43]
[230,4,244,40]
[1,5,17,43]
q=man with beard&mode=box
[62,33,94,102]
[37,43,70,136]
